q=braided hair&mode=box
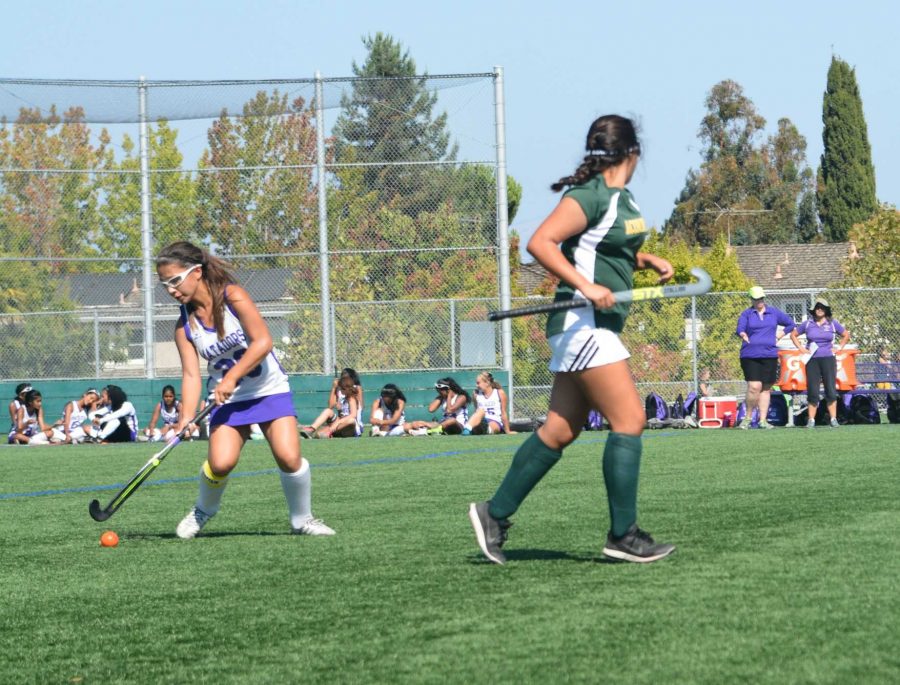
[156,241,236,339]
[551,115,641,192]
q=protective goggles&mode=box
[160,264,201,289]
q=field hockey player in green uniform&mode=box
[469,114,676,564]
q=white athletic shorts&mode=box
[548,327,630,373]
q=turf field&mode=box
[2,426,899,684]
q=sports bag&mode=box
[583,410,604,431]
[848,393,880,425]
[683,390,699,417]
[644,392,671,429]
[645,393,669,421]
[765,394,789,426]
[670,394,686,419]
[735,402,759,428]
[887,393,900,424]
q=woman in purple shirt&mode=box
[735,286,796,429]
[789,298,851,428]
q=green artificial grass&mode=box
[2,427,899,683]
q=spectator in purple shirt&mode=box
[789,298,851,428]
[735,286,796,429]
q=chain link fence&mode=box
[511,288,900,418]
[0,73,513,389]
[3,76,897,420]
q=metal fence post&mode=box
[93,309,101,378]
[691,295,698,392]
[493,66,514,416]
[450,300,457,370]
[315,72,333,374]
[138,76,155,378]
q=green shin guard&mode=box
[603,432,642,538]
[489,431,562,520]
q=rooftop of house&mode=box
[730,242,854,290]
[516,242,856,295]
[57,268,295,308]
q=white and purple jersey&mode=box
[441,392,469,424]
[475,388,504,430]
[337,388,364,434]
[180,288,289,403]
[8,399,22,442]
[19,406,41,437]
[62,400,88,433]
[159,401,180,426]
[375,398,405,429]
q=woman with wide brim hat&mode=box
[735,286,798,429]
[790,297,851,428]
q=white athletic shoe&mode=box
[176,507,213,539]
[292,518,336,536]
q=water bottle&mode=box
[722,412,732,428]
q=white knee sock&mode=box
[280,458,312,528]
[196,460,228,515]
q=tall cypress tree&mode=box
[817,56,878,241]
[333,33,457,217]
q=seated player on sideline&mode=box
[463,371,513,435]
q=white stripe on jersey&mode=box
[181,292,289,403]
[565,193,619,332]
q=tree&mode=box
[332,33,458,218]
[817,56,878,242]
[196,90,321,256]
[0,106,107,267]
[95,120,197,267]
[819,206,900,359]
[665,81,817,246]
[624,233,753,385]
[841,205,900,287]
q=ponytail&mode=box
[551,114,641,192]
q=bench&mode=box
[853,362,900,394]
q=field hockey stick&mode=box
[487,267,713,321]
[88,402,217,522]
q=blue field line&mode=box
[0,432,684,503]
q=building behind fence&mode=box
[2,76,898,419]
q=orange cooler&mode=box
[698,396,738,428]
[777,348,859,391]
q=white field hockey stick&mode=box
[488,267,712,322]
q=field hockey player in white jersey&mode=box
[462,372,512,435]
[141,384,182,443]
[469,115,676,565]
[156,241,334,539]
[55,387,100,444]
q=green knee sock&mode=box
[603,432,642,537]
[489,431,562,519]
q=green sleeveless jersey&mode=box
[545,175,649,337]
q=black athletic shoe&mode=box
[468,501,512,565]
[602,524,675,563]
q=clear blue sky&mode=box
[3,0,897,258]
